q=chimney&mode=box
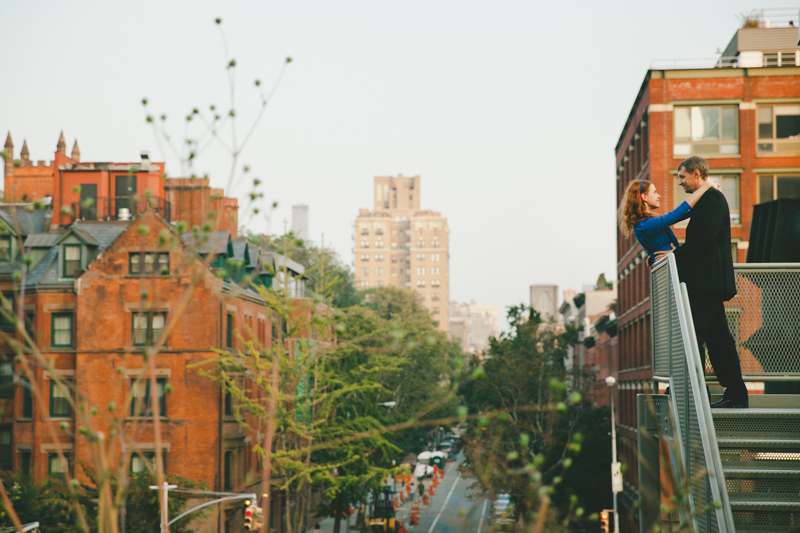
[140,151,150,171]
[56,132,66,155]
[3,133,12,180]
[71,140,80,162]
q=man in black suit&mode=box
[655,156,748,408]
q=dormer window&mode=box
[0,236,10,262]
[63,245,81,278]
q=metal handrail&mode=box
[71,196,172,223]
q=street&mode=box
[308,457,490,533]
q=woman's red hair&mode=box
[619,180,653,237]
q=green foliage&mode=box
[459,305,611,529]
[0,473,97,533]
[120,472,206,533]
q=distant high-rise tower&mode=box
[354,175,450,331]
[530,285,559,321]
[292,205,309,240]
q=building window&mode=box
[431,240,440,248]
[48,453,69,478]
[431,280,441,287]
[431,293,440,301]
[0,236,11,263]
[21,379,32,418]
[0,360,11,398]
[416,280,426,287]
[405,242,410,249]
[225,389,233,416]
[375,254,384,262]
[391,242,398,249]
[49,380,72,418]
[418,294,426,302]
[51,313,73,348]
[758,174,800,202]
[360,254,369,262]
[433,228,439,236]
[376,281,384,287]
[360,227,369,236]
[130,252,170,276]
[431,253,440,262]
[63,245,81,278]
[673,105,739,156]
[130,451,161,474]
[391,229,398,236]
[226,314,234,349]
[224,451,233,491]
[391,255,398,263]
[432,307,440,315]
[360,281,369,288]
[375,228,384,236]
[416,241,425,248]
[416,267,425,275]
[391,269,398,276]
[376,268,384,275]
[416,254,426,261]
[360,241,369,248]
[130,378,167,417]
[133,312,166,347]
[757,105,800,153]
[375,240,384,248]
[673,174,740,223]
[431,267,440,275]
[361,268,369,276]
[0,426,10,470]
[20,451,31,476]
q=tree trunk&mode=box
[261,354,280,533]
[333,514,342,533]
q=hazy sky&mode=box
[2,1,785,329]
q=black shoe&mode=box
[710,397,749,409]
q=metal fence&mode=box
[651,255,735,533]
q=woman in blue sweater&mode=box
[619,178,719,265]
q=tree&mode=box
[459,306,611,531]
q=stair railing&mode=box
[649,254,736,533]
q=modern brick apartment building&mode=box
[614,17,800,531]
[1,134,303,532]
[354,175,450,331]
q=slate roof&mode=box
[0,206,47,235]
[181,230,231,255]
[71,221,128,251]
[25,233,63,248]
[25,247,61,287]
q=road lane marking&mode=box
[477,499,488,532]
[428,473,460,533]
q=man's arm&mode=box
[673,193,725,268]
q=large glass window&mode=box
[130,451,162,474]
[0,360,12,398]
[21,378,32,418]
[48,453,69,478]
[757,105,800,153]
[51,313,73,348]
[673,106,739,156]
[673,174,740,223]
[132,312,166,347]
[758,175,800,202]
[63,245,81,278]
[130,378,167,417]
[49,380,72,418]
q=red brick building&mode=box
[1,135,299,531]
[614,21,800,531]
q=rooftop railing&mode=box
[70,196,172,223]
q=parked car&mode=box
[492,493,514,528]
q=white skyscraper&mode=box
[292,205,309,240]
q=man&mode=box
[655,156,748,408]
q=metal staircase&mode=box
[638,255,800,533]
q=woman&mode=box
[619,179,719,264]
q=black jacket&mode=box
[673,188,737,299]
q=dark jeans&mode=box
[687,290,748,401]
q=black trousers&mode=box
[686,290,748,400]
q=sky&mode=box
[2,1,791,331]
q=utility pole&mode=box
[606,376,621,533]
[149,481,178,533]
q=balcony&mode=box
[70,196,172,223]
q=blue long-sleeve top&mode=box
[634,201,692,264]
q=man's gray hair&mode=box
[678,156,709,178]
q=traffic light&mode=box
[600,509,615,532]
[244,502,263,531]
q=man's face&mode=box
[678,167,705,193]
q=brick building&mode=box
[1,135,300,531]
[614,18,800,531]
[354,175,450,331]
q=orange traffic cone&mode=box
[423,494,429,506]
[430,486,436,496]
[439,468,444,479]
[398,520,406,533]
[400,492,405,503]
[406,484,411,496]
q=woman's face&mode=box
[641,184,661,210]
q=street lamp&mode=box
[605,376,621,533]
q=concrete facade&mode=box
[354,175,450,331]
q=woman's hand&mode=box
[654,243,676,262]
[705,180,721,191]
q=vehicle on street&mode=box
[413,462,434,479]
[368,488,398,532]
[492,493,515,529]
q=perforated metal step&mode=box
[713,409,800,439]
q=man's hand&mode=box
[654,243,676,262]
